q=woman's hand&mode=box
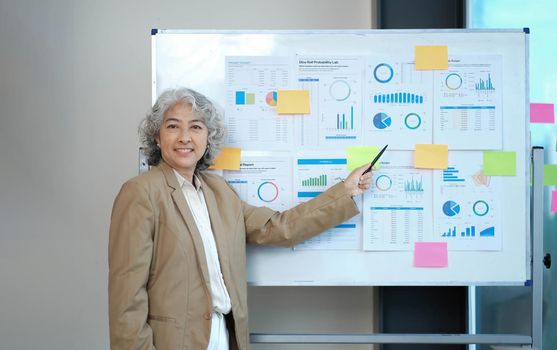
[343,163,373,197]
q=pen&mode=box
[362,144,388,175]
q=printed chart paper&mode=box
[363,151,433,251]
[293,153,362,250]
[433,55,503,149]
[225,56,295,150]
[294,56,364,148]
[433,152,502,251]
[223,154,293,211]
[363,57,434,149]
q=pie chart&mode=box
[373,112,391,129]
[442,200,461,217]
[265,91,277,106]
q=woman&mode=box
[108,88,372,350]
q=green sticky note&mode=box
[483,151,516,176]
[544,164,557,186]
[346,146,380,170]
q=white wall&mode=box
[0,0,375,349]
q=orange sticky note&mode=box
[415,45,449,70]
[414,242,448,267]
[414,144,448,169]
[210,148,241,170]
[276,90,310,114]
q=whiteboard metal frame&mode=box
[151,28,540,348]
[250,333,532,345]
[152,28,530,286]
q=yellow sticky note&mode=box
[414,144,448,169]
[210,148,241,170]
[415,45,449,70]
[346,146,380,170]
[483,151,516,176]
[276,90,310,114]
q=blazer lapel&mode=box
[158,162,212,291]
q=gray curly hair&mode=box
[139,88,225,171]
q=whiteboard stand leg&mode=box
[468,286,477,350]
[531,147,544,350]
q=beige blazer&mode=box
[108,161,359,350]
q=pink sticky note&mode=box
[414,242,448,268]
[552,191,557,213]
[530,103,555,123]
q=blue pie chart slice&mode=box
[373,112,391,129]
[442,200,460,217]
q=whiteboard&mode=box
[153,29,530,285]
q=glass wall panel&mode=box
[469,1,557,349]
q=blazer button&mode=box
[204,312,212,320]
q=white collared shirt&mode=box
[173,170,232,314]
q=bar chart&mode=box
[336,106,355,130]
[302,174,327,187]
[475,73,495,92]
[373,92,424,104]
[441,225,477,237]
[443,167,466,182]
[404,176,424,193]
[235,90,255,105]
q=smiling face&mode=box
[156,101,208,182]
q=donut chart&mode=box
[329,80,351,101]
[445,73,463,90]
[375,175,393,191]
[473,200,489,216]
[257,181,279,202]
[373,63,394,83]
[404,113,422,130]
